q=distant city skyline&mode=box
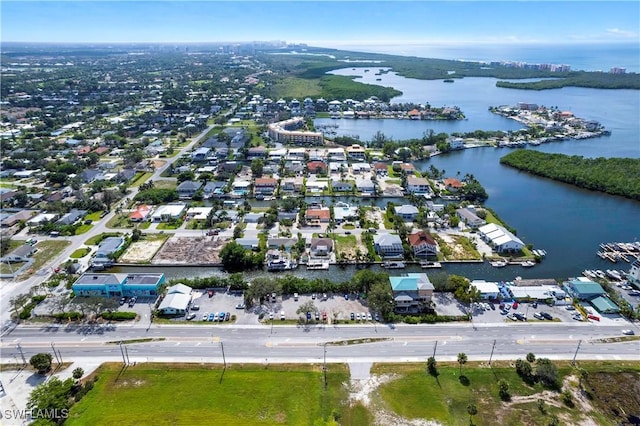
[1,1,638,46]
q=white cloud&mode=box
[606,28,637,38]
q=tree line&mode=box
[500,150,640,201]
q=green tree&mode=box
[526,352,536,363]
[535,358,559,388]
[27,376,74,423]
[30,352,53,374]
[466,403,478,425]
[72,367,84,381]
[498,378,510,401]
[427,356,438,376]
[251,158,264,177]
[457,352,467,376]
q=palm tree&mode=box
[466,403,477,425]
[457,352,468,375]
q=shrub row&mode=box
[101,311,137,321]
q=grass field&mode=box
[372,361,640,426]
[67,363,350,426]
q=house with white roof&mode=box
[395,205,419,221]
[406,176,432,194]
[478,223,525,253]
[151,204,187,222]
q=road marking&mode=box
[212,336,220,343]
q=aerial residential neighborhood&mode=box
[1,1,639,422]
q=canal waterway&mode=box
[113,68,639,283]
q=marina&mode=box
[597,242,640,263]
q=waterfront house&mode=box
[390,273,434,312]
[373,162,388,176]
[93,236,125,265]
[406,176,431,194]
[235,237,260,250]
[333,202,358,224]
[331,180,353,193]
[355,178,376,194]
[395,205,419,221]
[281,177,303,193]
[177,180,203,199]
[373,233,404,258]
[254,177,278,195]
[478,223,525,253]
[443,178,464,192]
[456,207,486,228]
[408,231,438,257]
[309,237,334,257]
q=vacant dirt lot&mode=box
[151,236,229,264]
[120,240,166,263]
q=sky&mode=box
[1,1,639,46]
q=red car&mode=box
[512,302,519,309]
[588,314,600,321]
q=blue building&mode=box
[72,273,165,298]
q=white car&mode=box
[622,329,635,335]
[367,313,372,321]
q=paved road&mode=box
[2,322,639,364]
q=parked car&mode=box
[572,314,584,321]
[367,313,372,321]
[532,301,538,308]
[588,314,600,321]
[202,313,209,321]
[311,293,316,300]
[225,312,230,321]
[218,311,225,322]
[128,297,137,307]
[280,311,285,320]
[294,293,299,301]
[208,313,215,321]
[512,302,519,309]
[533,312,544,320]
[191,305,200,311]
[344,294,349,300]
[269,312,274,320]
[500,309,509,315]
[235,303,246,310]
[540,312,553,320]
[315,311,320,320]
[306,311,312,320]
[322,311,327,321]
[356,313,361,321]
[350,312,355,320]
[119,297,126,305]
[186,313,196,321]
[374,313,380,321]
[565,305,576,311]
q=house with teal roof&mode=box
[389,273,434,313]
[564,278,606,300]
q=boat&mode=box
[443,79,455,83]
[383,261,406,269]
[420,261,442,269]
[521,261,536,268]
[594,270,606,279]
[307,262,329,270]
[606,270,622,280]
[490,260,508,268]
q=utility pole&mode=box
[16,343,26,366]
[572,339,582,366]
[51,342,62,365]
[124,345,131,365]
[323,343,327,390]
[488,339,496,366]
[432,340,438,359]
[220,341,227,369]
[119,342,127,366]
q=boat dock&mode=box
[597,242,640,263]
